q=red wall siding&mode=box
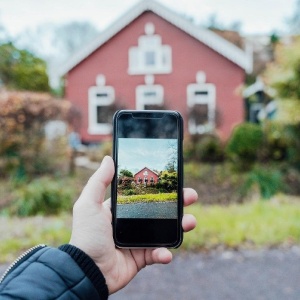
[134,167,159,184]
[66,12,245,142]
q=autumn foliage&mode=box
[0,90,75,177]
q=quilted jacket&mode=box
[0,244,108,300]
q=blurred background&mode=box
[0,0,300,299]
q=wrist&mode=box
[59,244,109,299]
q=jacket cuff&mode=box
[59,244,108,300]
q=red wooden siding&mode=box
[134,167,159,185]
[65,11,245,142]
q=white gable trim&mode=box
[59,0,252,76]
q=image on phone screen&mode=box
[117,138,178,219]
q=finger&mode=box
[183,188,198,207]
[149,248,173,265]
[79,156,115,204]
[103,198,111,209]
[182,214,197,232]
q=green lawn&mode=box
[1,195,300,263]
[118,192,177,204]
[183,195,300,250]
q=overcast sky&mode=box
[118,138,177,174]
[0,0,297,37]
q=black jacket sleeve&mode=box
[0,245,108,300]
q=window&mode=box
[136,84,164,110]
[128,23,172,75]
[187,72,216,134]
[145,51,156,66]
[88,75,115,135]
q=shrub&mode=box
[283,167,300,195]
[183,139,195,161]
[225,123,264,170]
[194,135,224,162]
[8,177,75,216]
[86,141,112,163]
[0,91,73,178]
[261,121,288,161]
[122,189,136,196]
[184,161,246,205]
[284,123,300,170]
[156,170,177,192]
[241,166,284,200]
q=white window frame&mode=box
[136,84,164,110]
[128,34,172,75]
[187,83,216,134]
[88,86,115,135]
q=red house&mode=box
[61,0,252,143]
[134,167,159,185]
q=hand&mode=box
[70,156,197,294]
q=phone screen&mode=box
[112,110,183,248]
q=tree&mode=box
[263,37,300,119]
[53,21,99,57]
[288,0,300,34]
[263,38,300,169]
[157,170,177,192]
[0,42,49,91]
[15,21,99,89]
[202,13,243,32]
[0,21,9,43]
[165,141,177,172]
[16,21,99,60]
[119,169,133,178]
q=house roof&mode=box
[60,0,252,75]
[134,167,159,177]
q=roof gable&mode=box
[134,167,159,177]
[60,0,252,75]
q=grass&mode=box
[0,214,72,263]
[183,195,300,251]
[1,195,300,263]
[118,192,177,204]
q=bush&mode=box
[122,189,136,196]
[184,161,246,205]
[284,123,300,170]
[0,91,73,178]
[156,170,177,192]
[8,178,75,216]
[261,121,288,161]
[183,139,195,161]
[225,123,264,170]
[194,135,224,162]
[241,166,284,200]
[283,167,300,195]
[86,141,112,163]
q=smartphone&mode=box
[111,110,183,248]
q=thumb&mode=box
[79,156,115,205]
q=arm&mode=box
[70,156,197,294]
[0,245,107,299]
[0,156,197,298]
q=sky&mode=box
[118,138,177,174]
[0,0,297,37]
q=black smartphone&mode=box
[111,110,183,248]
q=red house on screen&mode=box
[61,0,252,143]
[134,167,159,185]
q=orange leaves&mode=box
[0,90,74,176]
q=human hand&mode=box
[70,156,197,294]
